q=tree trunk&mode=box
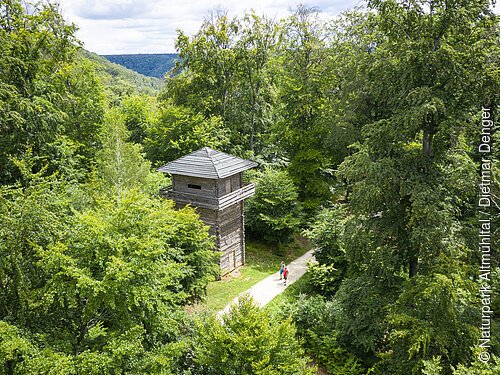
[409,256,418,278]
[423,130,433,157]
[250,108,255,152]
[6,360,13,375]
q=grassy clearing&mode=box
[190,236,312,313]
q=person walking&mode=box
[283,266,289,286]
[279,261,285,280]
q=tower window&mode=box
[188,184,202,190]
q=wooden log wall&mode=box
[216,174,242,197]
[173,175,217,197]
[170,173,247,274]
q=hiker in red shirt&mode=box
[283,267,289,286]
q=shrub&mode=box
[305,205,347,266]
[306,262,343,298]
[452,354,500,375]
[303,206,349,296]
[279,295,364,375]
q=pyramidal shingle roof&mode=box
[156,147,258,179]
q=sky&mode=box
[57,0,361,55]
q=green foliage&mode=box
[121,94,157,144]
[82,50,163,99]
[384,274,478,375]
[48,57,105,180]
[306,206,346,265]
[335,274,399,358]
[305,206,349,295]
[231,11,281,154]
[452,354,500,375]
[144,101,229,165]
[0,152,218,374]
[1,1,499,373]
[286,150,332,215]
[190,295,315,375]
[328,3,498,372]
[0,149,72,326]
[421,356,444,375]
[305,263,343,298]
[277,6,336,214]
[61,188,218,311]
[245,168,302,244]
[493,267,500,320]
[173,11,240,121]
[92,108,153,201]
[0,0,104,184]
[0,321,39,375]
[168,10,282,157]
[278,295,364,375]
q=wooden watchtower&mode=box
[157,147,257,274]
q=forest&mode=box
[0,0,499,374]
[102,54,178,79]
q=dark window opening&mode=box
[188,184,202,190]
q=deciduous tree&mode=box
[190,295,314,375]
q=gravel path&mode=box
[218,249,315,316]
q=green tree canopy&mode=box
[294,1,499,372]
[245,168,302,245]
[190,295,315,375]
[0,0,104,183]
[0,153,218,373]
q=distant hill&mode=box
[102,54,178,79]
[81,50,164,97]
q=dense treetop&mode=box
[0,0,499,374]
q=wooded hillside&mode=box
[84,50,164,96]
[103,53,178,78]
[0,0,499,374]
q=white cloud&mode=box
[58,0,498,55]
[75,0,152,20]
[57,0,359,54]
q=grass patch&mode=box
[264,272,310,317]
[191,236,312,313]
